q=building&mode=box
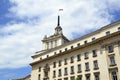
[30,15,120,80]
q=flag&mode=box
[59,9,63,11]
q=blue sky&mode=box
[0,0,120,80]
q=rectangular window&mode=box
[94,60,99,69]
[64,68,68,75]
[53,62,56,68]
[64,77,68,80]
[71,66,74,74]
[59,60,62,66]
[110,56,116,65]
[70,76,75,80]
[47,42,49,49]
[93,50,97,57]
[78,64,81,73]
[51,41,53,48]
[112,71,118,80]
[85,62,90,71]
[77,54,81,61]
[77,75,82,80]
[47,55,49,58]
[94,73,100,80]
[108,45,114,53]
[106,31,110,35]
[84,40,87,44]
[118,27,120,31]
[58,69,61,77]
[71,46,74,49]
[65,48,67,51]
[84,52,89,59]
[38,74,40,80]
[86,74,90,80]
[92,37,96,41]
[53,70,56,78]
[39,67,41,72]
[55,40,57,47]
[70,56,74,63]
[59,50,62,53]
[64,58,67,65]
[77,43,80,47]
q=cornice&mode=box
[30,31,120,66]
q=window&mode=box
[93,50,97,57]
[110,56,116,65]
[70,56,74,63]
[118,27,120,31]
[47,42,49,49]
[85,62,90,71]
[64,58,67,65]
[84,52,89,59]
[94,60,99,69]
[53,70,56,78]
[108,45,114,53]
[40,57,42,60]
[65,48,67,51]
[70,76,75,80]
[64,68,68,75]
[106,31,110,35]
[58,69,61,77]
[59,60,62,66]
[38,74,40,80]
[84,40,87,44]
[92,37,96,41]
[55,40,57,47]
[112,71,118,80]
[94,73,100,80]
[59,50,62,53]
[51,41,53,48]
[77,43,80,47]
[77,54,81,61]
[53,62,56,68]
[78,64,81,73]
[86,74,90,80]
[47,55,49,58]
[39,67,41,72]
[54,52,56,55]
[71,66,74,74]
[77,75,82,80]
[64,77,68,80]
[71,46,73,49]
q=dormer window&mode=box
[71,46,73,49]
[92,37,95,41]
[84,41,87,44]
[106,31,110,35]
[118,27,120,31]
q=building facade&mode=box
[30,16,120,80]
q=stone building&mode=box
[30,16,120,80]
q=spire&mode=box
[55,15,62,35]
[57,15,60,26]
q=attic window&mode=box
[71,46,73,49]
[92,37,96,41]
[77,43,80,47]
[106,31,110,35]
[118,27,120,31]
[65,48,67,51]
[54,52,56,55]
[59,50,62,53]
[84,41,87,44]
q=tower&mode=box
[42,15,69,50]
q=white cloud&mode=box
[0,0,120,68]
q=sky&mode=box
[0,0,120,80]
